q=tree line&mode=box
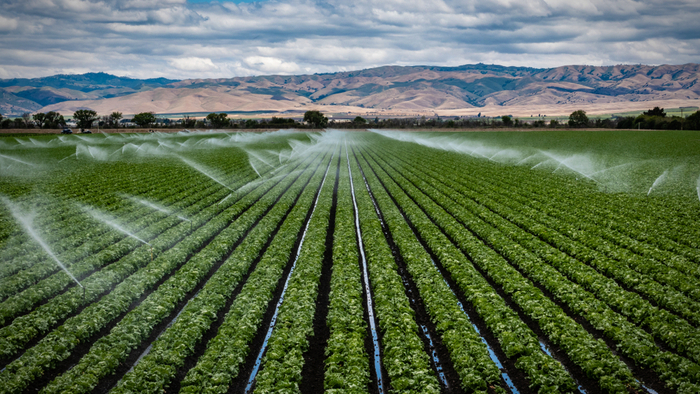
[1,108,699,130]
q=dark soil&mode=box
[354,150,464,394]
[299,155,340,393]
[227,156,333,394]
[18,155,310,393]
[368,146,667,394]
[92,157,320,394]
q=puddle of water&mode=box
[420,325,448,387]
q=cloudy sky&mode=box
[0,0,699,80]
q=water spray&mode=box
[122,194,192,229]
[647,169,669,196]
[179,156,233,191]
[82,205,151,245]
[2,196,86,298]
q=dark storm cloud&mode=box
[0,0,698,79]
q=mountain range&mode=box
[1,64,699,117]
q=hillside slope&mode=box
[2,64,700,116]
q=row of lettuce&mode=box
[0,155,220,270]
[0,159,240,296]
[371,143,700,364]
[0,165,254,327]
[4,132,700,393]
[360,135,700,392]
[0,154,291,365]
[0,152,320,392]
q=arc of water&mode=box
[179,156,233,191]
[516,154,539,166]
[0,153,37,167]
[249,159,262,177]
[81,205,150,245]
[647,169,669,196]
[123,195,192,223]
[1,197,83,290]
[538,151,598,182]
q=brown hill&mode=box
[3,64,700,117]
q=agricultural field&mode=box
[0,128,699,394]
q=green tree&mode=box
[269,117,296,126]
[685,111,700,130]
[32,113,46,128]
[568,110,589,128]
[133,112,157,127]
[206,113,229,128]
[616,116,636,129]
[73,109,98,129]
[33,112,65,128]
[643,107,666,117]
[182,116,196,128]
[303,110,328,128]
[353,116,367,125]
[48,112,66,128]
[21,113,31,128]
[501,115,513,127]
[110,112,123,128]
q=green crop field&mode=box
[0,129,699,394]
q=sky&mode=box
[0,0,699,80]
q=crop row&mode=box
[353,149,514,393]
[0,158,200,265]
[252,147,339,392]
[357,144,641,393]
[323,146,371,393]
[0,154,315,392]
[47,150,330,394]
[0,162,280,354]
[436,158,700,305]
[375,145,700,361]
[448,153,700,282]
[0,153,251,279]
[364,142,700,392]
[347,145,440,393]
[357,148,580,393]
[178,149,333,394]
[0,164,253,305]
[409,140,700,265]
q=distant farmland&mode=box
[0,129,699,394]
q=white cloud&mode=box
[168,57,219,71]
[0,0,697,79]
[243,56,300,74]
[0,15,18,31]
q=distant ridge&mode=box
[1,64,699,116]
